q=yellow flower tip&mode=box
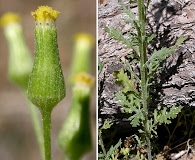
[31,6,60,22]
[74,32,95,47]
[73,72,95,88]
[0,12,20,27]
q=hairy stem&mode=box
[137,0,152,159]
[28,101,44,160]
[42,110,52,160]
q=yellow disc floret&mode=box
[73,72,94,88]
[0,12,20,27]
[31,6,60,22]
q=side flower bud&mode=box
[69,33,95,85]
[58,72,94,160]
[0,12,33,90]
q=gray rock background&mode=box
[98,0,195,117]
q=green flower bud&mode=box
[1,13,45,159]
[69,33,94,85]
[28,6,65,113]
[0,12,33,90]
[58,72,94,160]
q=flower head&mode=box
[74,32,95,48]
[73,72,94,89]
[31,6,60,24]
[0,12,20,27]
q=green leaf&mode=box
[129,107,145,127]
[146,36,186,80]
[113,68,138,94]
[104,26,139,53]
[154,106,182,125]
[98,152,105,159]
[101,119,113,130]
[105,139,122,159]
[147,119,158,138]
[134,134,143,147]
[115,92,130,107]
[147,47,173,75]
[171,36,186,50]
[146,33,156,44]
[119,0,137,25]
[104,27,125,42]
[115,91,142,114]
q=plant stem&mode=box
[137,0,152,159]
[28,101,44,160]
[41,110,52,160]
[99,131,107,156]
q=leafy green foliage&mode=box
[146,36,186,81]
[98,120,113,159]
[113,68,144,128]
[99,0,184,159]
[113,68,138,94]
[104,26,139,55]
[153,106,182,125]
[101,119,113,130]
[98,139,122,160]
[147,47,173,76]
[98,120,123,160]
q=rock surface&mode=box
[98,0,195,120]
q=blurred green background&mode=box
[0,0,96,160]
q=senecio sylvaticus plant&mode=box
[98,0,185,159]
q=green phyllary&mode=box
[27,6,66,160]
[58,72,94,160]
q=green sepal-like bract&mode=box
[28,24,65,113]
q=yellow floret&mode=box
[31,6,60,22]
[0,12,20,27]
[74,72,94,88]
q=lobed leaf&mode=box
[153,106,182,125]
[146,36,186,81]
[113,68,138,94]
[101,119,113,130]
